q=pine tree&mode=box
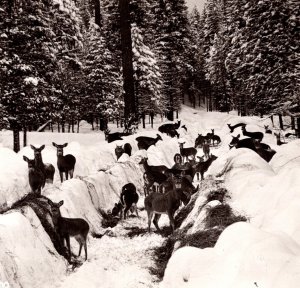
[131,24,164,124]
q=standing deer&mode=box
[23,156,45,195]
[227,123,246,133]
[203,141,210,159]
[264,125,272,134]
[115,145,125,160]
[52,143,76,182]
[48,199,89,261]
[241,125,264,141]
[144,174,190,233]
[30,145,55,184]
[179,142,197,163]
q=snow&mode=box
[0,105,299,288]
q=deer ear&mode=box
[52,142,57,147]
[40,145,45,150]
[23,155,28,162]
[58,200,64,207]
[30,144,35,150]
[237,134,240,138]
[63,143,68,147]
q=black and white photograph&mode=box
[0,0,299,287]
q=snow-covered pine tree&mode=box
[226,0,298,117]
[83,23,123,130]
[51,0,84,132]
[131,24,164,127]
[0,0,58,150]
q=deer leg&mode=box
[147,211,154,232]
[69,169,74,179]
[65,171,69,180]
[201,172,204,181]
[66,235,71,261]
[84,240,88,260]
[78,243,83,257]
[168,212,175,233]
[123,205,130,219]
[59,171,64,183]
[153,214,162,232]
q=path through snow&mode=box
[56,208,169,288]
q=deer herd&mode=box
[19,118,293,262]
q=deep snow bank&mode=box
[162,139,300,288]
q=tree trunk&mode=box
[58,122,60,133]
[142,113,145,128]
[77,118,80,133]
[23,126,27,147]
[297,118,300,138]
[62,122,65,133]
[94,0,101,27]
[150,112,154,128]
[291,116,295,130]
[13,129,20,153]
[99,118,107,131]
[119,0,136,121]
[278,114,283,130]
[166,110,174,121]
[68,123,71,133]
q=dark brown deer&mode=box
[193,154,218,181]
[135,134,162,150]
[48,199,89,261]
[123,143,132,156]
[229,135,257,151]
[241,125,264,141]
[143,170,168,195]
[115,145,124,160]
[144,175,190,233]
[23,156,45,195]
[30,145,55,184]
[112,183,139,219]
[194,134,205,148]
[179,142,197,163]
[253,140,276,162]
[52,143,76,182]
[203,141,210,159]
[227,123,246,133]
[158,120,181,135]
[139,157,169,174]
[104,129,123,143]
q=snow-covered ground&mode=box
[0,105,299,288]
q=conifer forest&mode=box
[0,0,299,152]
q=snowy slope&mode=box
[0,105,299,288]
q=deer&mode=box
[274,133,287,145]
[30,145,55,184]
[123,143,132,156]
[194,134,206,148]
[253,140,276,162]
[229,134,257,151]
[203,141,210,159]
[179,142,197,163]
[167,129,180,138]
[115,145,125,160]
[145,174,191,233]
[227,123,246,133]
[143,170,168,195]
[23,156,45,195]
[158,120,181,135]
[160,174,199,195]
[112,183,139,219]
[241,125,264,141]
[48,199,90,262]
[264,125,272,134]
[208,129,221,146]
[104,129,123,143]
[139,157,169,175]
[52,143,76,182]
[135,134,162,150]
[193,154,218,181]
